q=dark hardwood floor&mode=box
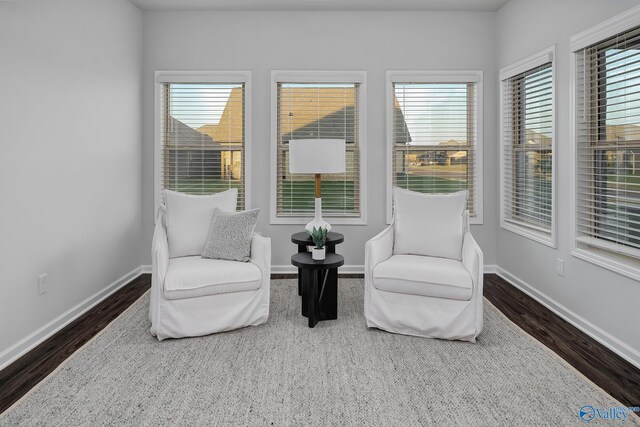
[0,274,151,414]
[484,274,640,407]
[0,273,638,415]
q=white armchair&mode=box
[364,188,483,342]
[149,190,271,341]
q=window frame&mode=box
[270,70,368,226]
[570,5,640,280]
[385,70,484,225]
[499,46,557,248]
[154,70,252,221]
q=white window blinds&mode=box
[392,82,478,217]
[502,62,554,234]
[276,82,360,218]
[576,26,640,258]
[160,82,245,210]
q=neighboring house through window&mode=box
[387,71,483,224]
[571,12,640,279]
[155,72,250,213]
[271,71,367,225]
[500,47,556,247]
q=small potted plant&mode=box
[310,226,328,260]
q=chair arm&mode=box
[150,211,169,326]
[365,225,394,278]
[462,230,484,337]
[250,233,271,284]
[462,231,483,288]
[152,212,169,287]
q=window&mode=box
[387,71,483,224]
[155,72,250,213]
[500,47,555,247]
[271,71,367,225]
[572,10,640,278]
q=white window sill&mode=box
[573,237,640,281]
[501,218,556,248]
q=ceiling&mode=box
[130,0,510,12]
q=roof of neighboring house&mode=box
[177,85,412,145]
[167,117,216,147]
[197,87,244,144]
[448,150,467,159]
[607,124,640,142]
[279,87,356,142]
[439,139,467,146]
[278,87,411,143]
[526,129,552,146]
[393,96,411,144]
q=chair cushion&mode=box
[163,256,261,300]
[393,188,467,260]
[373,255,473,301]
[163,189,238,259]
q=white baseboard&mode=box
[495,266,640,369]
[484,264,498,274]
[0,266,146,371]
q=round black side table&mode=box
[291,252,344,328]
[291,231,344,296]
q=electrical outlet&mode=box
[38,273,48,295]
[556,259,564,277]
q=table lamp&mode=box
[288,139,346,233]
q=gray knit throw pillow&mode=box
[201,208,260,262]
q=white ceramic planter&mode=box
[312,247,326,261]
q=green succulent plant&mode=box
[309,226,328,249]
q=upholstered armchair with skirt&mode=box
[364,188,483,342]
[150,189,271,341]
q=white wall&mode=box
[2,0,638,371]
[0,0,142,361]
[497,0,640,363]
[141,11,498,270]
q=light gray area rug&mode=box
[2,279,637,426]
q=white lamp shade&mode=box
[288,139,346,174]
